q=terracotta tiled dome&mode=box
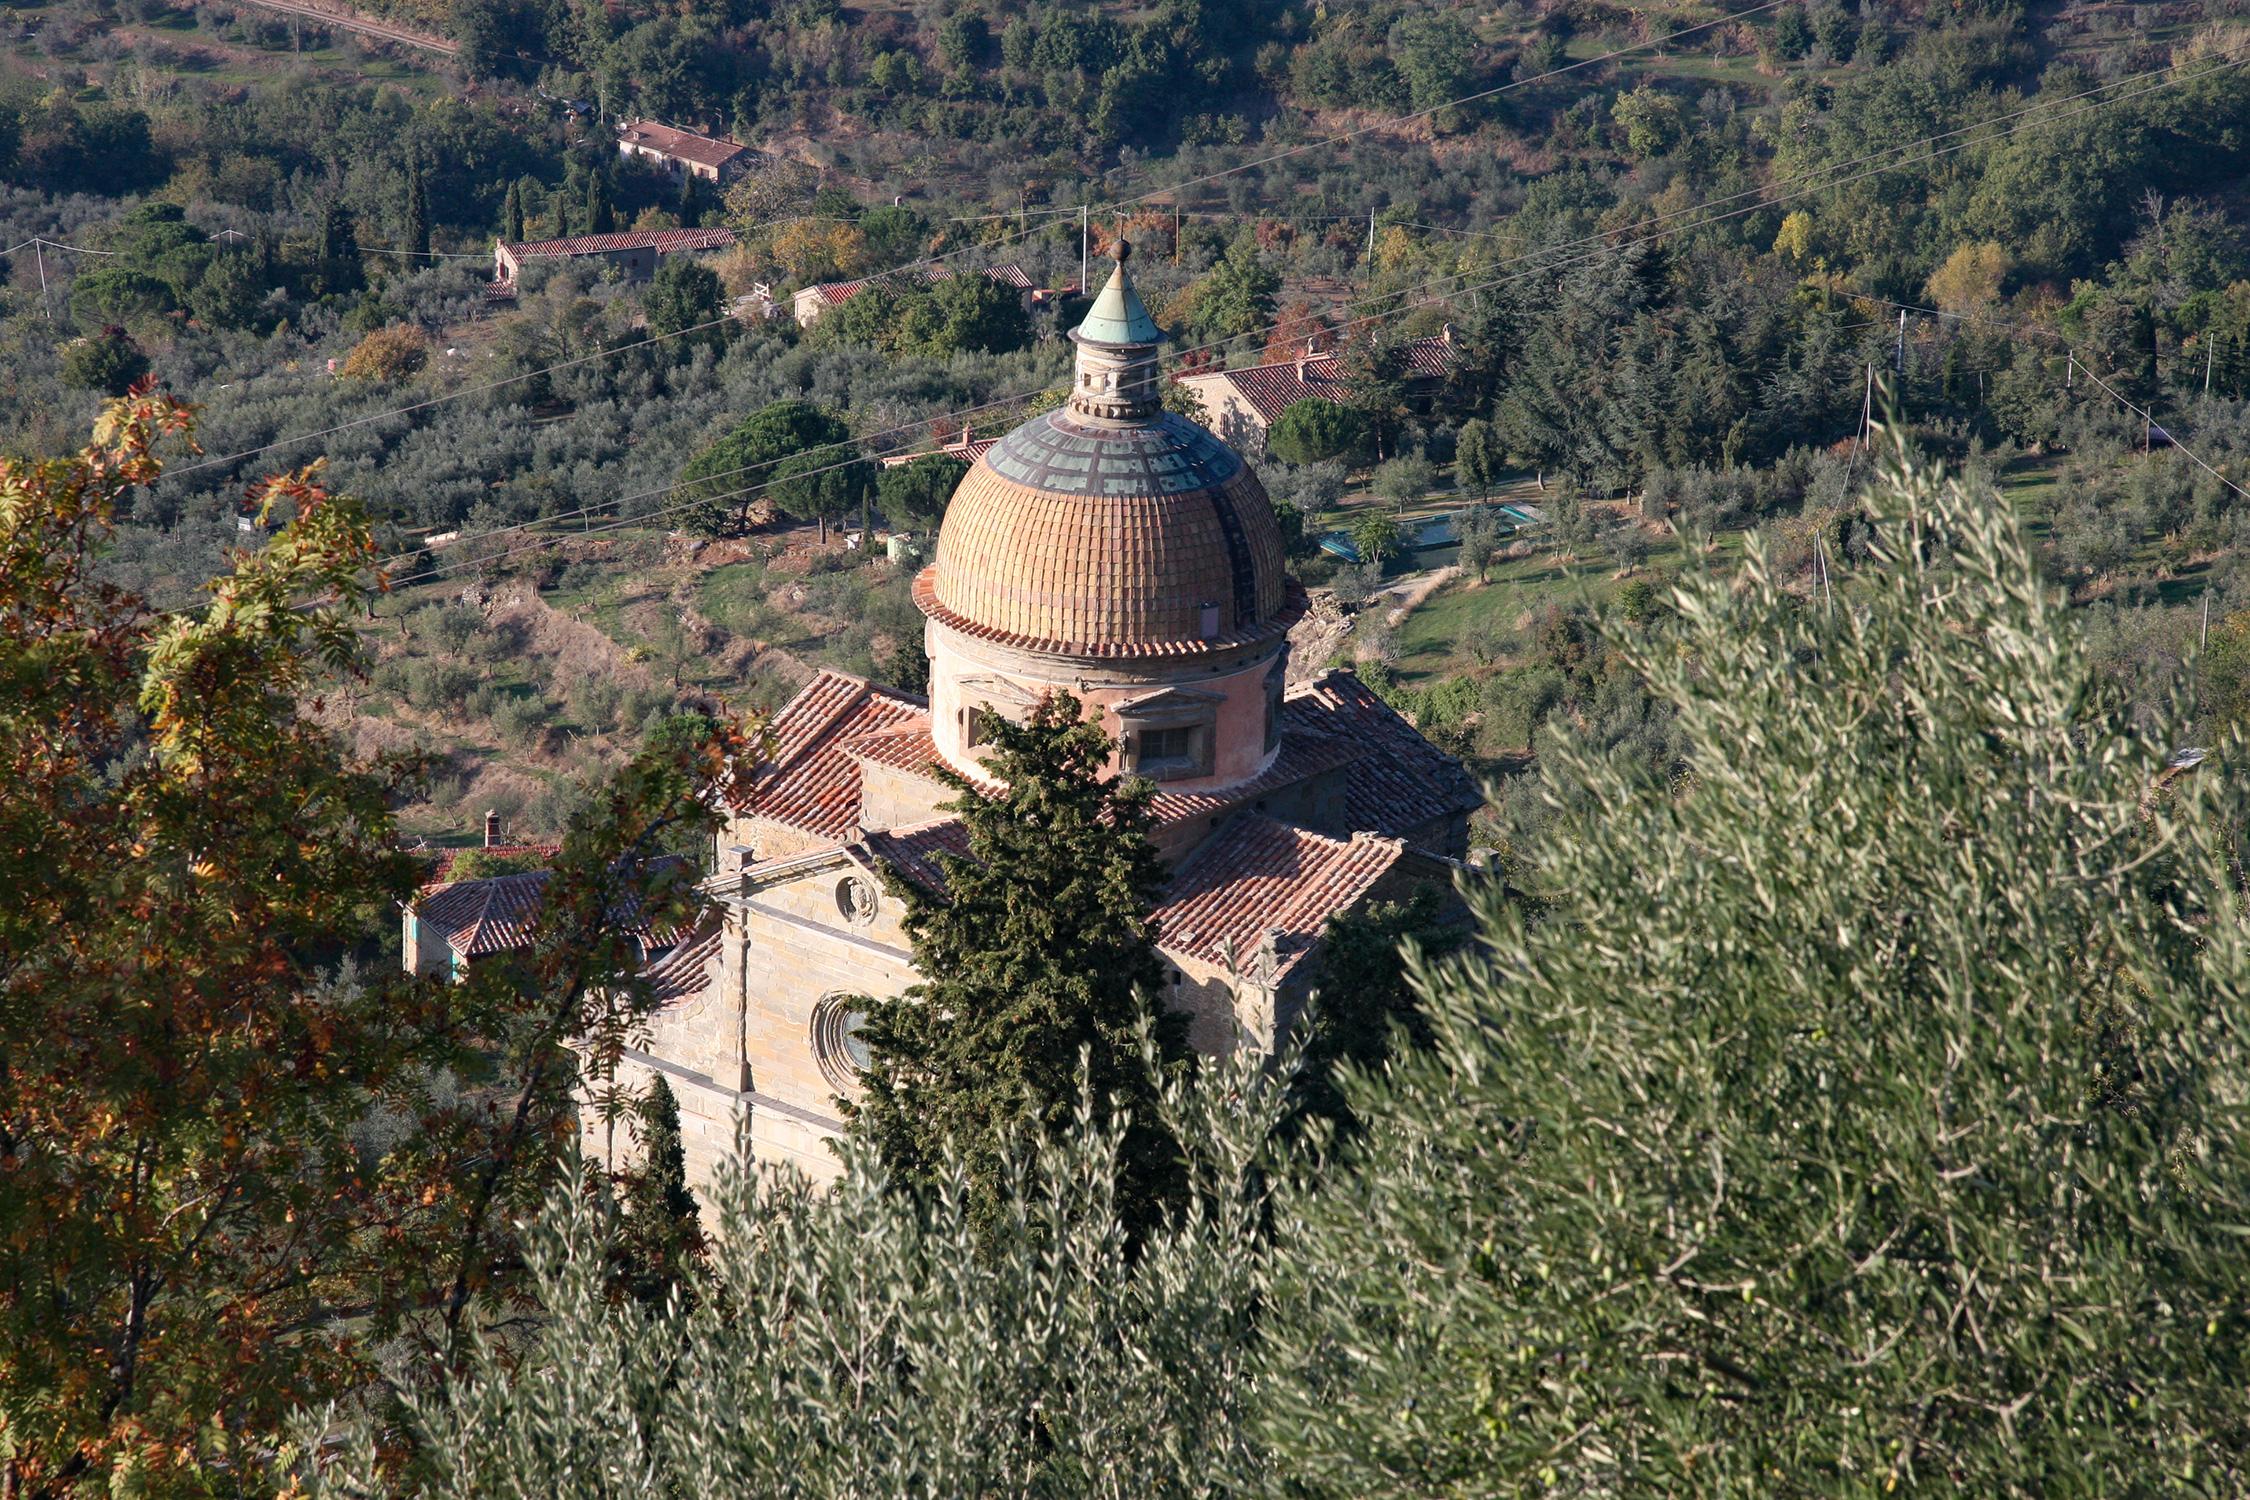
[919,252,1293,656]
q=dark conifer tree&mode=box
[678,171,703,229]
[609,1075,703,1306]
[404,152,431,262]
[318,201,363,296]
[503,179,525,243]
[586,172,615,235]
[846,694,1188,1237]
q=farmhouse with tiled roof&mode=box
[615,119,757,183]
[1176,331,1456,455]
[790,262,1037,329]
[491,226,737,289]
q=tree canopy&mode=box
[306,453,2250,1494]
[845,693,1188,1238]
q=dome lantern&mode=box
[1068,242,1165,424]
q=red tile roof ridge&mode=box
[503,226,737,259]
[1153,813,1405,979]
[616,119,752,170]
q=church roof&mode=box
[921,424,1292,654]
[1155,816,1405,981]
[1281,669,1486,839]
[642,915,724,1005]
[859,812,1402,985]
[730,671,929,841]
[737,666,1481,852]
[917,243,1296,657]
[1074,251,1162,345]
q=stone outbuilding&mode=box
[490,226,737,290]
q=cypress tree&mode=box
[503,179,525,244]
[586,171,614,235]
[610,1075,703,1306]
[317,200,362,296]
[404,152,430,261]
[678,170,702,229]
[846,693,1188,1237]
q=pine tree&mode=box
[503,179,525,243]
[846,693,1188,1237]
[404,151,430,262]
[678,170,702,229]
[608,1075,703,1306]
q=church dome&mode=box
[917,249,1294,657]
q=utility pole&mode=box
[2203,588,2212,649]
[1895,307,1907,373]
[2067,350,2075,388]
[33,239,48,320]
[1173,203,1180,265]
[2206,336,2215,395]
[1079,204,1088,294]
[1817,536,1835,624]
[1366,210,1376,265]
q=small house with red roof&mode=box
[615,119,757,184]
[1176,331,1457,455]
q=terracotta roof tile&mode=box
[415,868,550,957]
[413,856,691,960]
[859,818,971,892]
[616,119,753,171]
[642,916,723,1006]
[843,721,948,780]
[735,671,927,840]
[861,811,1398,985]
[1146,723,1363,827]
[1188,336,1454,424]
[503,227,736,261]
[1155,815,1403,981]
[811,262,1033,306]
[1282,669,1484,839]
[423,841,560,882]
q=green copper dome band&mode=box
[984,410,1242,497]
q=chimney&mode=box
[1296,338,1314,381]
[1441,321,1456,349]
[483,810,500,848]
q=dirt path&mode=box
[233,0,457,55]
[1384,565,1460,628]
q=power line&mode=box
[257,51,2225,565]
[1306,53,2236,341]
[1099,0,1793,212]
[156,217,1055,482]
[153,38,2236,610]
[1873,296,2250,503]
[143,2,1794,485]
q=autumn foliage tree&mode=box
[0,394,754,1497]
